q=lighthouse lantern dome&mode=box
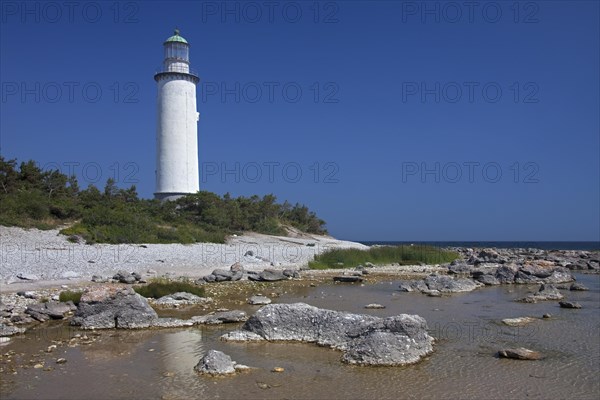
[164,29,189,62]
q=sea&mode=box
[358,241,600,251]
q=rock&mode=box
[221,330,265,341]
[17,291,39,299]
[0,323,26,337]
[497,347,543,360]
[570,282,589,291]
[535,283,565,300]
[333,276,363,283]
[478,249,499,260]
[56,358,67,364]
[229,263,244,281]
[554,283,571,290]
[91,275,108,283]
[112,271,137,284]
[421,275,482,293]
[152,318,195,328]
[398,282,414,292]
[257,382,270,390]
[192,310,248,325]
[542,268,574,284]
[222,303,434,366]
[272,367,285,373]
[202,274,216,283]
[559,301,582,309]
[248,295,272,305]
[234,363,251,372]
[17,273,39,281]
[495,265,518,284]
[25,301,73,321]
[447,261,473,274]
[364,262,376,268]
[247,269,289,282]
[364,304,385,309]
[517,283,564,303]
[283,269,299,278]
[472,272,500,286]
[194,350,236,375]
[514,270,543,284]
[10,314,34,324]
[542,313,551,319]
[154,292,211,307]
[519,264,553,278]
[212,269,234,282]
[259,269,288,282]
[502,317,537,327]
[71,286,158,329]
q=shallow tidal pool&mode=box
[1,273,599,400]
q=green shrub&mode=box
[134,280,205,299]
[58,290,83,304]
[309,245,459,269]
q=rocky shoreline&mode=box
[1,229,598,370]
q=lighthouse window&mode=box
[165,43,188,61]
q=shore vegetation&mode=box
[0,157,327,244]
[309,245,459,269]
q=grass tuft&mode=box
[134,279,205,299]
[59,290,83,304]
[309,245,459,270]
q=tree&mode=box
[103,178,118,198]
[42,170,68,198]
[0,157,18,194]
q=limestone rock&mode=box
[154,292,212,307]
[559,301,582,309]
[191,310,248,325]
[517,284,564,303]
[570,282,589,291]
[221,303,434,366]
[248,295,271,305]
[501,317,537,327]
[71,286,158,329]
[194,350,236,375]
[0,323,26,337]
[25,301,74,321]
[498,347,543,360]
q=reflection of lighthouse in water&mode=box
[154,29,200,201]
[160,330,206,397]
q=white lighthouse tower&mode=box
[154,29,200,201]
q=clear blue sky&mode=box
[1,1,598,241]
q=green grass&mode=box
[309,245,459,270]
[59,290,83,304]
[133,279,205,299]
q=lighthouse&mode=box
[154,29,200,201]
